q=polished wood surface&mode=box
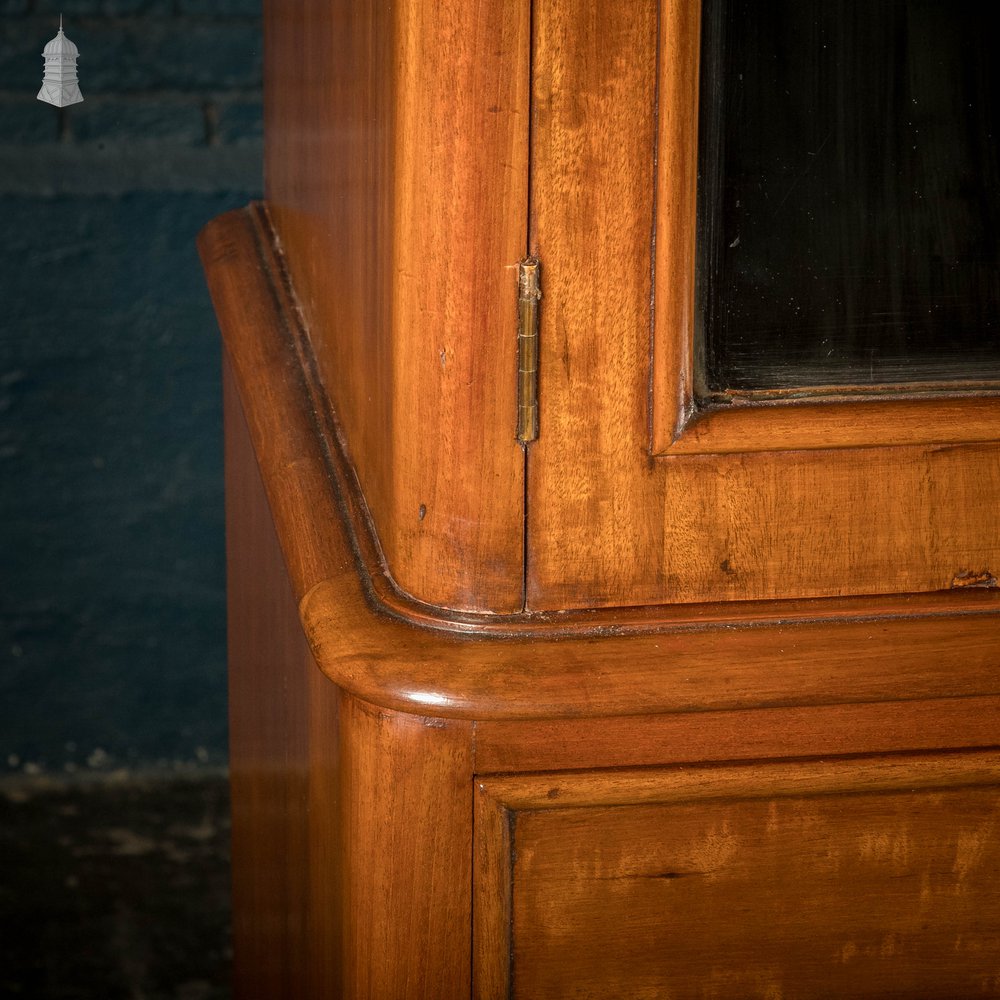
[651,0,702,451]
[225,357,328,997]
[214,207,1000,634]
[338,696,474,999]
[660,394,1000,454]
[477,753,1000,999]
[201,206,1000,722]
[215,215,1000,999]
[226,361,475,997]
[210,4,1000,992]
[263,0,529,614]
[474,695,1000,774]
[473,772,515,1000]
[305,585,1000,719]
[528,0,1000,610]
[528,0,661,609]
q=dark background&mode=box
[702,0,1000,392]
[1,0,261,775]
[1,4,260,994]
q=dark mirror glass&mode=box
[699,0,1000,392]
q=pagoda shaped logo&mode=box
[37,16,83,108]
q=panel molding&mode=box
[476,752,1000,999]
[656,393,1000,456]
[650,0,1000,456]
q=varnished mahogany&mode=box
[477,755,1000,998]
[202,206,1000,720]
[264,0,529,614]
[529,0,1000,611]
[225,361,474,998]
[204,0,1000,995]
[205,203,1000,997]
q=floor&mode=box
[0,773,231,999]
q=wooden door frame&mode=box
[525,0,1000,610]
[650,0,1000,456]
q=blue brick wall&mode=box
[0,3,261,775]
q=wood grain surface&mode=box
[527,0,663,608]
[227,346,1000,998]
[474,694,1000,774]
[478,752,1000,999]
[527,0,1000,610]
[202,205,1000,721]
[661,395,1000,454]
[225,358,330,997]
[227,360,475,998]
[651,0,702,450]
[264,0,530,613]
[338,696,474,1000]
[214,6,1000,995]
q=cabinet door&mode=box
[526,0,1000,610]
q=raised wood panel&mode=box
[477,753,1000,999]
[264,0,529,613]
[527,0,1000,610]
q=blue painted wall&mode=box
[0,2,262,774]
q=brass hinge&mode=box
[517,257,541,443]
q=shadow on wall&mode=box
[0,1,263,775]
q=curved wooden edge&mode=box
[201,203,1000,720]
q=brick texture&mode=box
[215,97,261,143]
[70,98,206,144]
[0,97,61,142]
[0,19,261,93]
[0,3,262,771]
